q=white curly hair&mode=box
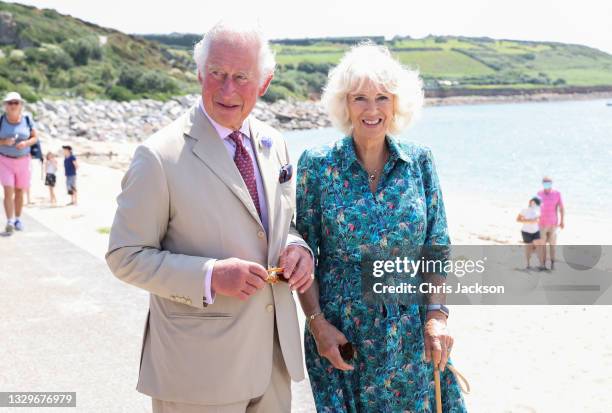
[321,42,424,135]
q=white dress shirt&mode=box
[199,99,269,304]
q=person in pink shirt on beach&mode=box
[537,176,565,270]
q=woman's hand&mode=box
[310,317,354,371]
[15,141,28,150]
[424,312,454,372]
[279,245,314,293]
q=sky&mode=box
[6,0,612,53]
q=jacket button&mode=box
[257,230,265,239]
[266,304,274,313]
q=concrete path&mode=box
[0,213,316,412]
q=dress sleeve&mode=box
[296,149,322,268]
[420,148,450,246]
[419,148,450,278]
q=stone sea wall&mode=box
[28,95,332,143]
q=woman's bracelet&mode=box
[306,311,324,331]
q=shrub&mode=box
[107,85,136,101]
[261,84,293,102]
[14,84,39,102]
[297,61,333,74]
[68,69,89,88]
[26,46,74,70]
[49,71,71,88]
[9,49,26,63]
[303,72,327,94]
[47,48,74,70]
[135,71,178,94]
[117,66,142,90]
[74,83,104,99]
[278,79,297,93]
[118,67,178,94]
[61,37,102,66]
[0,77,14,94]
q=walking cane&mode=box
[433,362,471,413]
[434,365,442,413]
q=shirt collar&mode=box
[337,135,411,172]
[199,97,251,141]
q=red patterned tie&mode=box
[228,131,261,218]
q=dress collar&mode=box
[337,135,411,172]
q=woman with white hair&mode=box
[296,44,467,411]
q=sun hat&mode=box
[2,91,24,103]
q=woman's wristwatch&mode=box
[426,304,449,318]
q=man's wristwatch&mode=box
[426,304,449,318]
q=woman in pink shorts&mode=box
[0,92,38,234]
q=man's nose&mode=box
[220,77,236,95]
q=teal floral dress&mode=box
[296,136,467,413]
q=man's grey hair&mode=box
[193,21,276,87]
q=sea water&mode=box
[285,98,612,222]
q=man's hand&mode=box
[211,258,267,301]
[310,317,354,371]
[559,221,565,230]
[279,245,314,293]
[424,312,453,372]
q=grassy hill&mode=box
[146,33,612,101]
[269,36,612,98]
[0,1,197,101]
[1,1,611,103]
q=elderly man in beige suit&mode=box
[106,22,314,413]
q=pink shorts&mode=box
[0,154,31,189]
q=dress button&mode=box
[257,230,265,239]
[266,304,274,313]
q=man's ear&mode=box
[197,70,203,84]
[258,74,274,97]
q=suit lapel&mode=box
[184,106,263,228]
[250,122,279,244]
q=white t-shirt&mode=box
[520,206,540,233]
[45,160,57,174]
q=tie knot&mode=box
[228,131,243,147]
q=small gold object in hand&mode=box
[266,267,286,284]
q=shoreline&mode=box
[425,90,612,106]
[29,91,612,147]
[28,91,612,174]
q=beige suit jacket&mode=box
[106,104,307,405]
